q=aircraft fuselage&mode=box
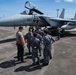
[0,14,46,27]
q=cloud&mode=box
[64,0,74,2]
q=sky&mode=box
[0,0,76,18]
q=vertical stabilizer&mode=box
[74,13,76,20]
[59,8,65,19]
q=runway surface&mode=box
[0,27,76,75]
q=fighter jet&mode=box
[0,1,76,28]
[61,13,76,30]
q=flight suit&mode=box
[35,28,43,36]
[24,32,33,54]
[31,37,40,65]
[57,28,61,40]
[43,34,54,65]
[37,33,42,56]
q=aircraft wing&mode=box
[39,15,76,27]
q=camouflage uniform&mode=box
[37,33,42,56]
[43,34,54,65]
[24,32,33,54]
[31,36,40,65]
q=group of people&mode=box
[16,26,55,66]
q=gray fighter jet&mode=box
[0,1,76,28]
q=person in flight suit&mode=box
[16,26,25,62]
[43,29,55,65]
[31,32,40,65]
[24,27,33,54]
[34,25,40,32]
[57,27,61,40]
[37,31,43,56]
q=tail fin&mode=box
[74,13,76,20]
[59,8,65,19]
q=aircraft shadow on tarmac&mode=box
[0,38,16,44]
[60,31,76,38]
[0,31,76,44]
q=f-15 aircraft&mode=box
[0,1,76,29]
[61,13,76,30]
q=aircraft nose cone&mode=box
[61,25,67,29]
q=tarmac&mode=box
[0,27,76,75]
